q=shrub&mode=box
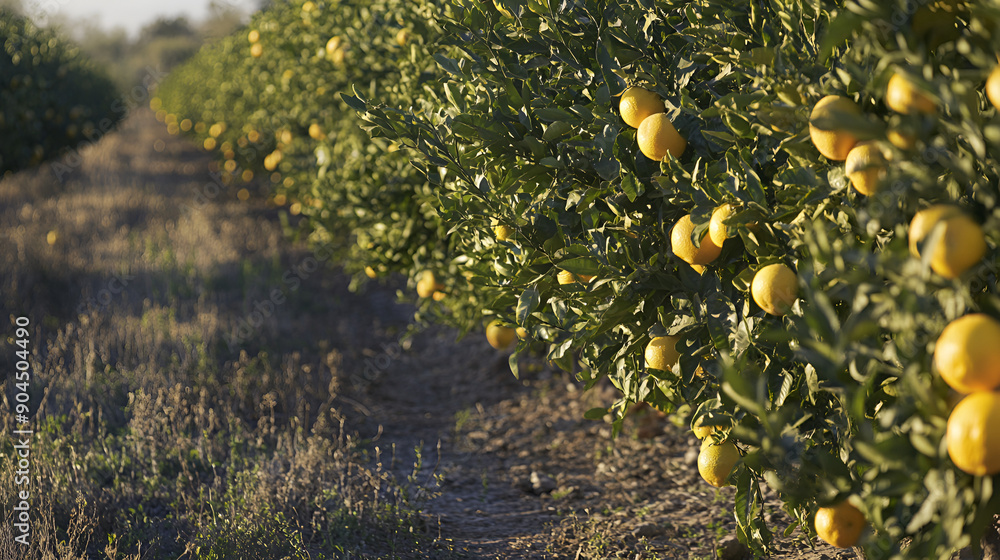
[0,9,122,175]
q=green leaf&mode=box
[559,257,600,276]
[516,287,540,324]
[584,407,608,420]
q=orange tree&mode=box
[352,0,1000,557]
[154,0,487,324]
[0,9,122,175]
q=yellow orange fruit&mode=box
[886,73,936,114]
[248,30,260,43]
[692,416,720,439]
[557,270,594,284]
[637,113,686,161]
[395,28,411,47]
[908,205,986,278]
[987,66,1000,111]
[486,321,517,350]
[494,224,513,241]
[946,391,1000,476]
[845,141,886,196]
[934,314,1000,394]
[671,214,722,265]
[815,501,867,549]
[250,43,263,58]
[887,128,917,150]
[708,204,734,247]
[619,87,664,129]
[309,123,325,140]
[326,36,342,55]
[809,95,862,161]
[698,439,741,487]
[416,271,445,298]
[264,150,282,171]
[751,263,798,316]
[645,335,681,372]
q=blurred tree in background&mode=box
[43,2,248,91]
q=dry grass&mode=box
[0,112,445,560]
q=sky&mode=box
[22,0,259,36]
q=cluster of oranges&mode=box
[809,72,989,280]
[644,330,868,547]
[620,86,802,320]
[810,69,1000,527]
[936,314,1000,477]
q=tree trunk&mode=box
[982,518,1000,560]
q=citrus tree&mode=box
[349,0,1000,557]
[155,0,492,329]
[0,8,122,175]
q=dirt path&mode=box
[1,110,857,559]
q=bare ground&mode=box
[0,109,859,559]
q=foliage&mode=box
[355,0,1000,558]
[159,0,1000,557]
[0,9,123,175]
[155,0,459,316]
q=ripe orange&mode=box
[264,150,282,171]
[987,66,1000,111]
[619,87,664,129]
[637,113,686,161]
[486,321,516,350]
[395,28,411,47]
[416,271,445,298]
[557,270,594,284]
[325,36,342,55]
[814,501,867,548]
[908,205,986,278]
[809,95,862,161]
[845,142,886,196]
[708,204,734,247]
[934,314,1000,394]
[751,263,798,316]
[887,128,917,150]
[886,73,936,114]
[692,416,720,439]
[698,439,741,487]
[645,335,681,372]
[494,224,513,241]
[671,214,721,265]
[250,43,264,58]
[248,30,260,43]
[946,391,1000,476]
